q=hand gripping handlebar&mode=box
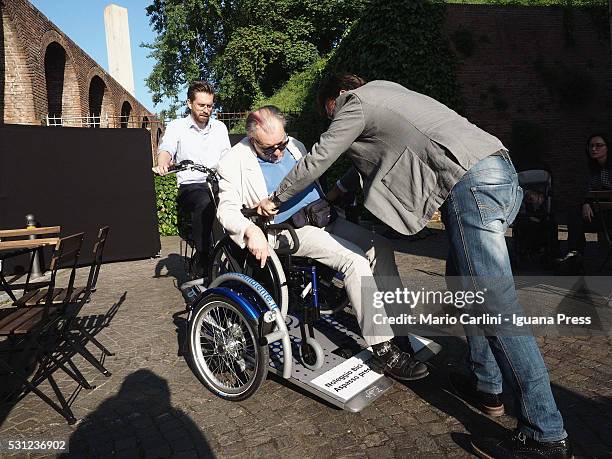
[240,207,300,255]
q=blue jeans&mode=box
[441,152,567,442]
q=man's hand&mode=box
[152,151,173,175]
[152,163,172,175]
[257,197,280,217]
[582,203,594,223]
[244,225,269,268]
[326,183,347,203]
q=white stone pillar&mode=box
[104,4,135,96]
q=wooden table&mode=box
[0,226,60,302]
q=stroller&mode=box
[511,169,559,268]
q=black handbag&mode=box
[290,198,338,228]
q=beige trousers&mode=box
[278,217,402,346]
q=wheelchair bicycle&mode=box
[167,161,441,410]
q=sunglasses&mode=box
[253,136,290,157]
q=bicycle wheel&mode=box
[208,237,246,280]
[188,294,268,400]
[209,237,289,317]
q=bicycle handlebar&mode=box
[166,160,217,177]
[241,207,259,218]
[240,207,300,255]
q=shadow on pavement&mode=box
[63,369,214,457]
[390,228,448,260]
[0,292,127,429]
[407,335,612,457]
[406,335,511,445]
[172,309,190,358]
[154,253,189,288]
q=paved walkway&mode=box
[0,233,611,458]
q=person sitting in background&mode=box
[524,189,546,218]
[558,133,612,266]
[215,105,429,381]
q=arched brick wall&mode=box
[1,6,36,124]
[87,70,115,127]
[120,100,132,128]
[41,31,81,122]
[44,42,65,117]
[2,0,157,130]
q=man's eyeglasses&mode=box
[254,136,290,156]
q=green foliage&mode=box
[254,57,330,149]
[253,57,344,191]
[144,0,367,111]
[155,174,179,236]
[324,0,461,109]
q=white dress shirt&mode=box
[159,114,231,185]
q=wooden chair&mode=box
[59,227,114,379]
[15,227,114,381]
[0,232,84,425]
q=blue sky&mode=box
[30,0,169,114]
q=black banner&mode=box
[0,124,160,272]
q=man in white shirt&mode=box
[154,81,231,270]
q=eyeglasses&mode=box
[253,136,289,157]
[590,143,607,149]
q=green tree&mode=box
[144,0,367,111]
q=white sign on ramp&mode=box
[310,349,385,401]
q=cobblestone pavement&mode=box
[0,232,611,458]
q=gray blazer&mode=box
[275,80,506,235]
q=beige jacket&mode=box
[216,136,308,248]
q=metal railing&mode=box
[46,109,300,130]
[44,113,164,129]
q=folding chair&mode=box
[60,226,114,379]
[0,232,84,424]
[15,227,113,380]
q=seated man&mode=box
[216,105,427,381]
[154,81,231,272]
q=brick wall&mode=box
[445,5,612,213]
[1,0,163,151]
[1,7,36,124]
